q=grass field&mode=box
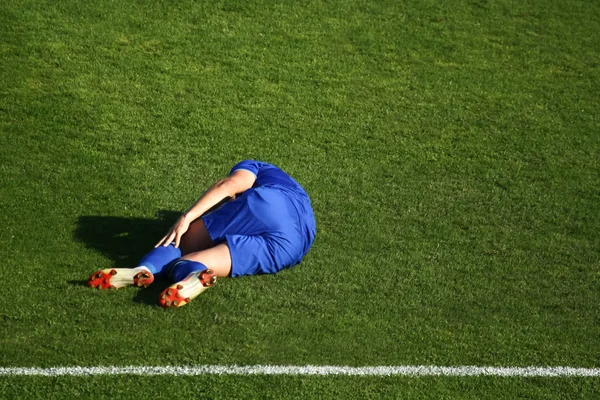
[1,0,599,398]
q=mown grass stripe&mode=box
[1,365,599,377]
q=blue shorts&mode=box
[202,186,315,277]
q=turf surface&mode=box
[1,0,599,398]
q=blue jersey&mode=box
[202,160,316,277]
[230,160,303,192]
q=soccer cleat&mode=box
[159,269,217,308]
[88,268,154,289]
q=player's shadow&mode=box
[73,210,181,306]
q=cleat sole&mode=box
[88,268,154,290]
[159,269,217,308]
[133,271,154,288]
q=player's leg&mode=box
[88,241,183,290]
[159,243,231,308]
[88,218,215,290]
[178,218,214,255]
[88,210,208,289]
[176,243,232,278]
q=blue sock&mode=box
[165,259,208,282]
[137,244,182,276]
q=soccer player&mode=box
[88,160,317,308]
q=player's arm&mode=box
[183,170,256,221]
[156,170,256,248]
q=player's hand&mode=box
[155,216,190,248]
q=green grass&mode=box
[1,376,599,399]
[1,0,599,398]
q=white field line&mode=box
[0,365,599,377]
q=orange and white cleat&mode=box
[88,267,154,290]
[159,269,217,308]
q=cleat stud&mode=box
[167,289,173,296]
[176,284,183,290]
[173,300,179,307]
[98,272,103,278]
[165,300,172,307]
[110,269,117,275]
[184,297,191,303]
[209,276,217,285]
